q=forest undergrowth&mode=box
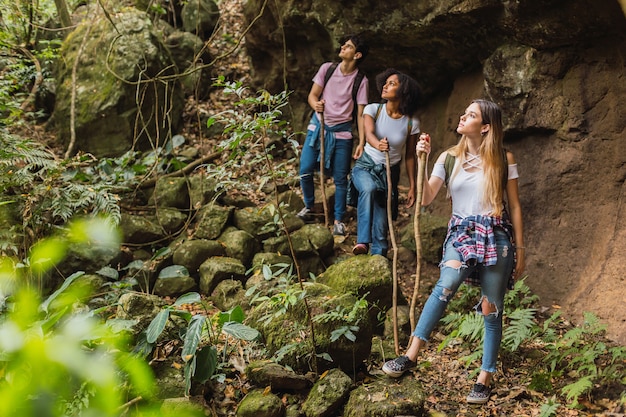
[0,0,624,416]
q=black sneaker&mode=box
[382,355,417,378]
[466,383,492,404]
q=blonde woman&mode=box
[382,99,525,405]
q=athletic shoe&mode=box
[352,243,368,255]
[332,222,346,236]
[466,383,492,404]
[381,355,417,378]
[296,207,312,221]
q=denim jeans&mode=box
[351,164,398,256]
[412,228,514,373]
[299,130,353,222]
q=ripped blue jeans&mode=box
[412,228,514,373]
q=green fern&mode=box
[456,311,484,342]
[502,307,538,352]
[438,280,538,355]
[539,396,561,417]
[561,376,593,408]
[504,277,539,309]
[0,131,121,255]
[540,311,625,407]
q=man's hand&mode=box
[313,99,326,113]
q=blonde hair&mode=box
[448,99,507,216]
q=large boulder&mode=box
[246,282,373,374]
[162,28,213,98]
[119,213,166,244]
[150,177,191,210]
[236,388,284,417]
[301,368,352,417]
[195,205,233,239]
[53,9,184,157]
[343,377,425,417]
[316,254,395,325]
[198,256,246,295]
[172,239,225,275]
[400,212,449,264]
[243,0,625,131]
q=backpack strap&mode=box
[444,152,455,188]
[374,103,384,120]
[322,62,339,89]
[350,69,365,122]
[501,148,509,189]
[374,103,413,143]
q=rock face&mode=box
[242,0,626,343]
[54,9,185,157]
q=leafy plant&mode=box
[253,286,305,325]
[0,218,156,417]
[539,396,561,417]
[205,77,299,201]
[541,311,626,408]
[313,295,369,343]
[438,277,625,409]
[0,131,121,256]
[0,0,65,125]
[142,296,260,394]
[67,134,189,187]
[501,306,538,351]
[208,79,328,372]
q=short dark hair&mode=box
[375,68,422,116]
[340,34,369,63]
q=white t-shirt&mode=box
[431,159,520,218]
[363,103,420,166]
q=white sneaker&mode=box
[296,207,312,221]
[332,222,346,236]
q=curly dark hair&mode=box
[375,68,422,116]
[339,34,370,63]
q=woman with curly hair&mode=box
[350,68,422,256]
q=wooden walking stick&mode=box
[318,112,329,228]
[384,146,400,356]
[410,133,430,333]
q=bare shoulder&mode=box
[506,150,516,164]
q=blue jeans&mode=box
[299,130,353,223]
[412,228,514,373]
[351,165,391,256]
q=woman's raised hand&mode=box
[416,133,431,155]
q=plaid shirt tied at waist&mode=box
[442,214,517,289]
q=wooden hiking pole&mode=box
[385,148,400,356]
[410,133,430,333]
[318,112,329,227]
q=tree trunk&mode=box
[54,0,72,30]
